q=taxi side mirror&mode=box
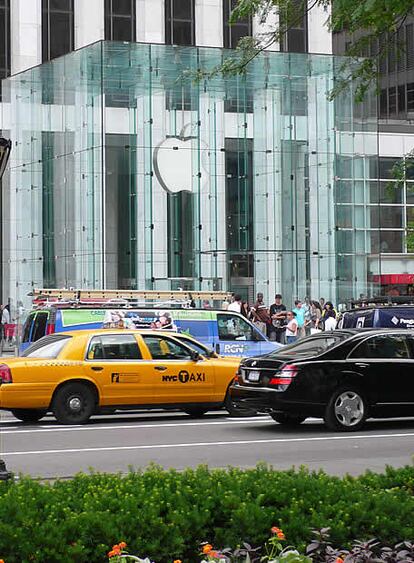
[191,351,200,361]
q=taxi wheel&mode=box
[183,407,208,417]
[271,413,306,426]
[11,408,47,423]
[324,387,367,432]
[53,382,97,425]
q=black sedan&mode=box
[230,329,414,431]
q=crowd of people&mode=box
[222,293,339,344]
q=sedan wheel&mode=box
[271,413,306,426]
[11,408,47,423]
[325,388,366,431]
[53,382,97,425]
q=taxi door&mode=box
[138,334,217,404]
[83,333,155,406]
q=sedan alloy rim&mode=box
[334,391,364,427]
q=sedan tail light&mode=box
[269,364,298,387]
[0,364,12,384]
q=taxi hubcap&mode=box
[334,392,364,426]
[68,397,82,412]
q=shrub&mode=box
[0,464,414,562]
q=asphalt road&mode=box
[1,410,414,479]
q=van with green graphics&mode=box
[20,307,282,357]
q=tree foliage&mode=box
[203,0,414,100]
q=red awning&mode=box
[371,274,414,285]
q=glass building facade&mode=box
[1,41,378,307]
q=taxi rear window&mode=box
[22,335,72,358]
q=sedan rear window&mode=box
[269,334,348,357]
[22,335,72,358]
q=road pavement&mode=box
[1,410,414,479]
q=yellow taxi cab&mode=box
[0,330,243,424]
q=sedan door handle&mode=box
[154,366,167,371]
[355,362,369,368]
[91,366,104,371]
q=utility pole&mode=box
[0,137,13,481]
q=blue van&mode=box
[20,307,282,357]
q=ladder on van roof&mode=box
[30,288,232,304]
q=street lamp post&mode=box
[0,137,13,481]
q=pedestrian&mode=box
[202,299,212,309]
[309,300,323,333]
[250,292,270,335]
[319,297,325,310]
[292,300,305,338]
[285,311,298,344]
[227,294,242,313]
[269,293,287,343]
[241,300,250,318]
[323,302,337,331]
[303,296,312,336]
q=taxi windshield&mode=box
[22,335,72,358]
[268,334,348,358]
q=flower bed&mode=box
[0,464,414,561]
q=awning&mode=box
[371,274,414,285]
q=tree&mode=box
[200,0,414,101]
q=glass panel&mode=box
[173,0,192,19]
[142,336,193,360]
[217,313,255,341]
[2,42,379,313]
[32,312,49,342]
[112,16,134,41]
[370,207,403,229]
[90,334,141,360]
[350,335,410,359]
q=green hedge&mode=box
[1,464,414,562]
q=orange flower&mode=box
[202,544,213,554]
[0,559,5,563]
[335,559,344,563]
[108,544,121,558]
[210,551,220,558]
[119,542,127,549]
[173,560,182,563]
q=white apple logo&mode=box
[153,125,209,194]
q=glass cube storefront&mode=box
[1,41,378,307]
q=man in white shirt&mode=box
[227,294,242,313]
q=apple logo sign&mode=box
[153,124,209,194]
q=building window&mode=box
[280,0,308,53]
[223,0,252,49]
[407,82,414,112]
[406,23,414,69]
[0,0,10,88]
[42,0,74,62]
[105,0,136,42]
[398,84,406,114]
[388,86,397,115]
[165,0,195,46]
